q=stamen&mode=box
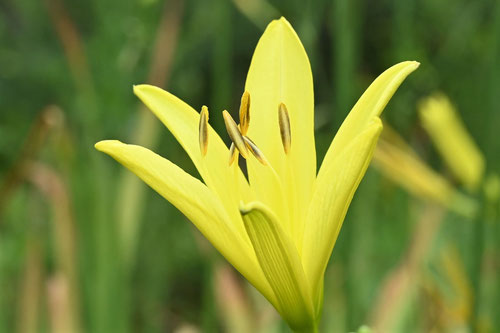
[199,105,209,156]
[278,103,291,154]
[223,110,249,159]
[239,91,251,135]
[243,136,267,165]
[228,142,238,166]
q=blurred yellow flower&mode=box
[418,94,485,192]
[95,18,418,332]
[373,126,477,218]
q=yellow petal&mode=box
[302,119,383,307]
[418,94,485,192]
[302,62,418,305]
[95,140,276,306]
[244,17,316,247]
[372,130,478,218]
[240,201,315,331]
[320,61,419,175]
[133,84,251,224]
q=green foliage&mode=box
[1,0,499,332]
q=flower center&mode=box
[198,91,291,166]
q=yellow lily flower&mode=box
[95,17,418,332]
[373,126,477,218]
[418,94,485,192]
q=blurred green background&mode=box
[1,0,499,332]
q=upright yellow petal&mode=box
[302,62,418,304]
[320,61,419,176]
[303,119,383,306]
[133,85,252,224]
[241,201,315,331]
[95,140,277,306]
[245,17,316,247]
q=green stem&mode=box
[470,191,486,331]
[293,326,318,333]
[332,0,360,128]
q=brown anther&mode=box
[199,105,209,156]
[278,103,291,154]
[243,136,267,165]
[228,143,238,166]
[239,91,251,135]
[223,110,249,159]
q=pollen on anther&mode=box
[243,136,267,165]
[228,143,238,166]
[223,110,249,159]
[239,91,251,135]
[278,103,291,154]
[199,105,209,156]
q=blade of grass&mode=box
[27,162,81,333]
[470,2,500,329]
[0,106,63,219]
[47,273,74,333]
[331,0,361,329]
[369,203,444,331]
[331,0,360,128]
[488,2,500,322]
[117,0,183,267]
[17,222,43,333]
[210,0,232,132]
[231,0,279,30]
[487,1,500,170]
[42,2,113,330]
[214,263,256,333]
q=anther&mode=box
[239,91,251,135]
[243,136,267,165]
[199,105,209,156]
[278,103,291,154]
[223,110,249,159]
[228,143,238,166]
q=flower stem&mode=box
[293,324,319,333]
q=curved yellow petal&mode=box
[95,140,276,305]
[373,137,478,218]
[302,119,383,307]
[244,17,316,247]
[133,85,251,226]
[319,61,419,180]
[241,201,315,331]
